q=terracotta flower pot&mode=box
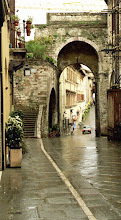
[18,42,25,48]
[17,31,21,36]
[26,29,31,36]
[14,20,19,26]
[26,21,31,29]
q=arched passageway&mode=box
[59,63,95,134]
[48,88,56,129]
[57,41,98,75]
[57,40,104,136]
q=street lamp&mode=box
[24,65,31,76]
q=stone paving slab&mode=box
[43,137,121,219]
[0,138,89,220]
[1,137,121,219]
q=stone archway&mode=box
[57,39,109,136]
[57,40,98,75]
[34,12,109,136]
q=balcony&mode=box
[9,17,27,72]
[9,47,27,72]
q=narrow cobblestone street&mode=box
[43,106,121,219]
[1,0,121,219]
[1,138,90,220]
[1,107,121,219]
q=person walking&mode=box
[70,123,74,135]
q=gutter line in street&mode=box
[40,139,97,220]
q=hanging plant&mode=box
[11,15,20,26]
[16,27,21,36]
[18,36,25,48]
[26,29,31,36]
[26,16,33,29]
[17,31,21,36]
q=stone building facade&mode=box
[14,60,58,137]
[108,0,121,87]
[105,0,121,139]
[14,12,110,136]
[35,12,110,136]
[59,65,94,132]
[0,0,11,170]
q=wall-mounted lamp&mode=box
[24,65,31,76]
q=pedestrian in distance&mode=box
[70,123,74,135]
[74,121,76,129]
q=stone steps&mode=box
[23,111,38,137]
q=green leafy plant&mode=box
[38,24,47,29]
[48,127,53,133]
[26,40,47,59]
[52,124,60,131]
[35,36,54,44]
[53,34,58,38]
[31,24,34,29]
[48,56,56,64]
[92,34,97,39]
[15,27,21,31]
[27,16,33,23]
[67,23,72,27]
[11,15,20,21]
[25,36,56,63]
[19,36,25,42]
[5,115,24,148]
[10,109,24,121]
[65,31,69,36]
[26,53,34,59]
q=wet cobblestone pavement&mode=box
[43,136,121,220]
[1,109,121,219]
[43,106,121,219]
[0,138,91,220]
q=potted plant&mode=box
[11,15,20,26]
[26,16,33,36]
[26,16,33,28]
[18,36,25,48]
[5,114,24,167]
[16,27,21,37]
[26,28,31,36]
[48,124,60,138]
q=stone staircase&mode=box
[23,110,38,137]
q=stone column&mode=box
[95,76,101,137]
[98,72,109,135]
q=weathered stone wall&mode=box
[14,60,58,137]
[47,12,107,25]
[35,12,107,66]
[34,12,110,136]
[14,12,110,136]
[35,12,109,136]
